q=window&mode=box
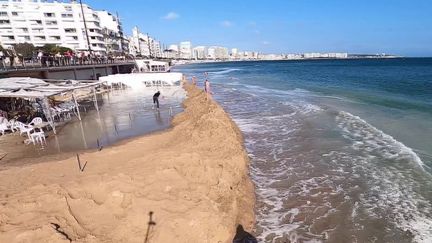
[19,27,28,32]
[46,20,57,25]
[64,6,72,11]
[12,12,18,16]
[19,35,30,41]
[64,28,76,33]
[31,20,42,25]
[0,19,10,24]
[44,13,55,17]
[0,11,7,16]
[92,44,97,47]
[50,36,61,40]
[61,13,73,18]
[91,36,96,40]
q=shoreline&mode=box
[0,83,255,242]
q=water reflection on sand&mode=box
[1,86,185,163]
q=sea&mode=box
[174,58,432,243]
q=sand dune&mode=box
[0,84,255,242]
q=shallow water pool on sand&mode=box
[0,86,185,164]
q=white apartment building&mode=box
[303,52,348,59]
[192,46,206,60]
[96,10,128,54]
[179,41,192,59]
[0,0,124,53]
[129,26,161,58]
[207,46,228,60]
[230,48,238,59]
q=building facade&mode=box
[129,26,161,58]
[192,46,206,60]
[207,46,228,60]
[179,41,192,59]
[96,10,128,55]
[0,0,123,54]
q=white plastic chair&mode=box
[14,121,34,138]
[30,128,46,145]
[7,119,16,132]
[29,117,43,126]
[0,123,8,135]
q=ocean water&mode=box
[175,58,432,243]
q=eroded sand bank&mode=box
[0,84,255,242]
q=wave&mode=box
[336,111,432,243]
[336,111,425,169]
[208,68,241,75]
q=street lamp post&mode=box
[79,0,92,54]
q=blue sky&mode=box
[87,0,432,56]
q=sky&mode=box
[86,0,432,57]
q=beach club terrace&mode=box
[0,77,104,142]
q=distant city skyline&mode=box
[86,0,432,57]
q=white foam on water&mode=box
[336,111,425,169]
[336,111,432,242]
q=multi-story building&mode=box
[207,46,228,60]
[96,10,128,55]
[0,0,124,54]
[163,44,178,59]
[230,48,239,59]
[179,41,192,59]
[192,46,206,60]
[129,26,161,58]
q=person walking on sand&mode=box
[153,91,161,109]
[192,76,197,85]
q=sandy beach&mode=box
[0,84,255,242]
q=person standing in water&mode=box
[204,79,212,99]
[153,91,161,109]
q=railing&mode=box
[0,56,136,72]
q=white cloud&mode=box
[162,12,179,20]
[254,30,261,35]
[262,41,270,45]
[249,21,257,26]
[220,20,233,27]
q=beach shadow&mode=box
[232,224,257,243]
[144,211,157,243]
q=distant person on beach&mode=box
[192,76,197,85]
[153,91,161,109]
[204,79,212,98]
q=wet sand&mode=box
[0,83,255,242]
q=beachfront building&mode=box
[303,52,348,59]
[207,46,229,60]
[286,53,303,60]
[179,41,192,59]
[96,10,128,55]
[0,0,123,54]
[192,46,206,60]
[259,53,285,60]
[230,48,239,59]
[163,44,178,59]
[129,26,162,58]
